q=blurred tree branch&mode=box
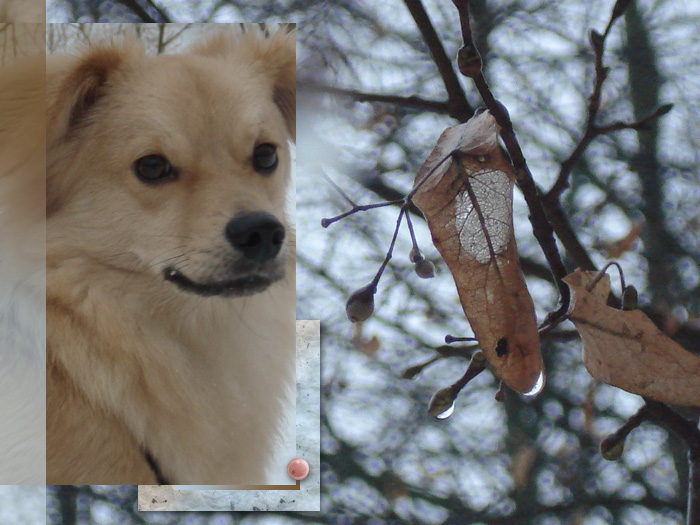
[403,0,474,122]
[294,0,700,521]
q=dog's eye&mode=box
[134,154,175,183]
[252,143,278,174]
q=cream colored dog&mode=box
[46,28,296,484]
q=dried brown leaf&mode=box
[564,269,700,406]
[412,111,543,395]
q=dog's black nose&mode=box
[225,212,285,262]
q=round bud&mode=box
[409,247,423,263]
[415,259,435,279]
[401,364,423,380]
[345,283,376,323]
[456,44,482,78]
[600,435,625,461]
[428,386,457,419]
[622,285,638,311]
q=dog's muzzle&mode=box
[164,212,287,298]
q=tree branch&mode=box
[545,1,670,203]
[451,0,570,324]
[300,82,450,114]
[403,0,474,122]
[118,0,157,22]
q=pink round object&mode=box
[287,458,310,480]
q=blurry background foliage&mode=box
[293,0,700,523]
[38,0,700,523]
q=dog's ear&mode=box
[46,41,144,215]
[47,41,143,146]
[261,29,296,143]
[193,28,296,142]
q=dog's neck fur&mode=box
[46,240,295,484]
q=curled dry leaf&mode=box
[564,269,700,406]
[411,111,543,395]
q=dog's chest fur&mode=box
[47,260,295,484]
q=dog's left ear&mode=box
[265,29,296,143]
[194,28,296,142]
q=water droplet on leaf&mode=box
[522,370,545,397]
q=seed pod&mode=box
[456,44,482,78]
[621,285,638,311]
[600,434,626,461]
[345,283,376,323]
[401,364,423,380]
[409,246,424,263]
[611,0,633,21]
[428,386,457,419]
[589,30,604,53]
[415,259,435,279]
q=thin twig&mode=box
[539,1,672,287]
[600,403,651,459]
[322,171,357,207]
[602,397,700,522]
[644,399,700,525]
[405,212,420,252]
[321,199,404,228]
[118,0,157,22]
[445,334,477,344]
[546,24,611,201]
[596,103,673,134]
[300,82,450,114]
[143,0,172,22]
[403,0,474,122]
[452,351,487,392]
[545,3,671,202]
[323,150,455,228]
[370,209,406,287]
[586,261,626,293]
[644,400,700,454]
[690,445,700,525]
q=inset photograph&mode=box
[46,23,297,485]
[138,320,321,512]
[46,0,270,22]
[0,22,46,485]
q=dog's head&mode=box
[47,29,295,298]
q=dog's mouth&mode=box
[164,267,282,298]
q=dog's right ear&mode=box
[47,41,143,146]
[192,28,296,142]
